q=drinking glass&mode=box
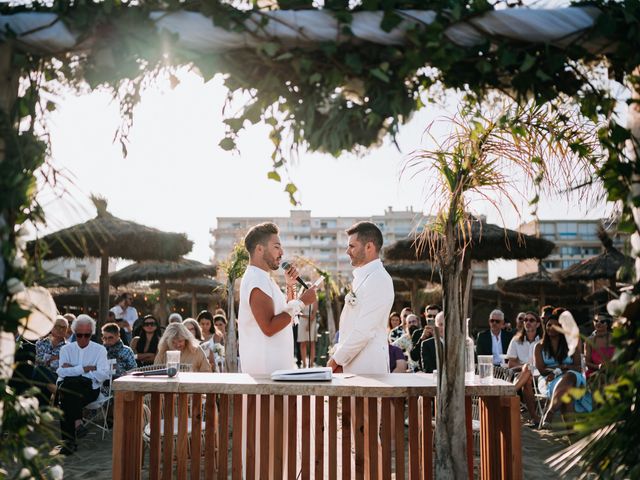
[478,355,494,384]
[166,350,180,377]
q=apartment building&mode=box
[210,208,490,287]
[517,219,626,275]
[43,257,119,283]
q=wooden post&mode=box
[112,391,144,480]
[191,289,197,318]
[159,278,168,325]
[99,251,110,327]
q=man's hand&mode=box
[420,326,434,341]
[327,358,342,373]
[299,287,318,307]
[62,363,72,368]
[83,365,96,373]
[284,264,301,288]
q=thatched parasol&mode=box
[29,197,193,325]
[151,277,223,317]
[555,228,634,286]
[36,270,81,288]
[498,263,588,306]
[383,218,555,262]
[384,262,440,312]
[53,283,116,312]
[110,258,216,323]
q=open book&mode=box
[271,367,332,382]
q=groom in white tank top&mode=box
[238,222,317,375]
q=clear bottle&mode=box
[465,318,475,383]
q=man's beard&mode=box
[263,251,280,270]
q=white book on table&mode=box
[271,367,332,381]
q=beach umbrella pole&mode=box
[159,278,168,325]
[191,289,197,318]
[99,251,109,327]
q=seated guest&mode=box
[213,314,227,345]
[389,344,407,373]
[154,323,212,373]
[197,310,223,344]
[168,312,183,324]
[101,323,136,378]
[62,314,76,341]
[476,309,513,366]
[183,318,204,342]
[33,316,68,405]
[389,307,412,343]
[392,314,421,371]
[584,312,615,379]
[514,312,526,334]
[420,312,445,373]
[534,314,587,426]
[56,315,110,455]
[506,311,542,426]
[130,315,161,367]
[410,305,441,369]
[387,311,401,341]
[107,311,130,346]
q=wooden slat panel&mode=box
[162,393,175,480]
[394,398,405,480]
[112,391,143,480]
[287,396,297,480]
[301,395,311,480]
[420,397,433,480]
[465,397,473,480]
[341,397,351,480]
[191,394,203,480]
[354,397,365,480]
[408,396,419,480]
[177,394,189,480]
[273,395,284,479]
[260,395,270,479]
[231,395,243,480]
[315,396,325,480]
[380,398,392,480]
[218,394,229,480]
[204,394,216,480]
[366,397,378,480]
[150,393,162,480]
[479,396,501,480]
[328,396,338,480]
[246,395,256,480]
[500,396,523,480]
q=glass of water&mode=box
[166,350,180,377]
[478,355,494,384]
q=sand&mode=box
[58,419,580,479]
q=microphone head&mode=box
[281,261,291,271]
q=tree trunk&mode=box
[158,278,168,325]
[410,280,419,315]
[98,251,109,327]
[191,290,197,318]
[434,220,470,479]
[225,278,239,373]
[628,68,640,283]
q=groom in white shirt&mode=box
[328,221,394,374]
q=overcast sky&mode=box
[37,69,615,281]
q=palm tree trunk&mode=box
[435,217,470,479]
[225,278,239,373]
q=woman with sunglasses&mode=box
[584,313,615,379]
[506,311,543,427]
[130,315,161,367]
[534,314,586,427]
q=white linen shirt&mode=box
[333,258,394,374]
[110,305,138,329]
[506,335,540,365]
[57,341,110,390]
[238,265,294,375]
[491,332,503,365]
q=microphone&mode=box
[131,368,177,377]
[281,261,309,289]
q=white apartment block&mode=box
[43,257,119,283]
[210,208,489,287]
[517,219,627,275]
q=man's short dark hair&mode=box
[101,323,120,336]
[346,221,383,251]
[426,304,442,313]
[245,222,279,255]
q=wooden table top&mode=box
[113,372,516,397]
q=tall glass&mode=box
[166,350,180,377]
[478,355,494,384]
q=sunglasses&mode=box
[524,317,538,323]
[76,333,92,339]
[594,320,611,325]
[143,322,157,327]
[489,319,503,323]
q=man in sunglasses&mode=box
[56,315,110,455]
[476,309,513,366]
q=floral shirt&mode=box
[392,334,420,372]
[35,337,66,370]
[105,340,137,378]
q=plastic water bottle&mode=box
[465,318,475,383]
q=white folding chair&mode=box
[84,358,117,440]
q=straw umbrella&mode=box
[151,277,223,317]
[36,270,81,288]
[498,262,588,306]
[28,197,192,325]
[555,228,634,290]
[384,262,439,313]
[110,258,216,324]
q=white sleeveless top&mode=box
[238,265,294,375]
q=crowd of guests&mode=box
[386,303,616,430]
[23,292,230,455]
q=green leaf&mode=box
[219,137,236,151]
[520,54,536,72]
[284,183,298,195]
[267,171,281,182]
[370,68,390,83]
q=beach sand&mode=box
[59,419,579,479]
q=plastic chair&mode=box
[84,358,117,440]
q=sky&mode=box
[37,69,616,282]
